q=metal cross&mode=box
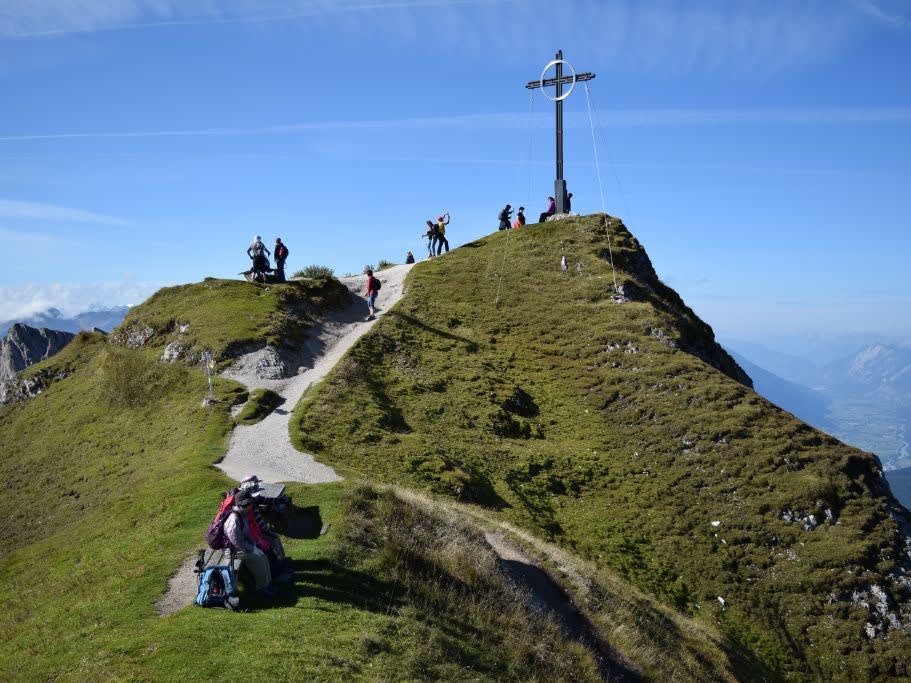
[525,50,595,214]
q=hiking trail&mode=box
[216,264,413,484]
[159,262,640,681]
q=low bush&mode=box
[234,388,284,424]
[293,264,334,279]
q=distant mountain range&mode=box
[727,342,911,491]
[0,306,129,336]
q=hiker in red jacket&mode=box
[365,268,379,321]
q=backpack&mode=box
[374,277,382,291]
[204,494,235,550]
[276,244,288,259]
[195,565,237,608]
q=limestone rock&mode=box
[0,323,75,382]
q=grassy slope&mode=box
[113,276,349,363]
[0,277,608,681]
[292,215,911,680]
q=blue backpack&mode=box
[195,565,237,609]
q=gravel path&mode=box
[216,264,414,485]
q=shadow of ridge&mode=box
[499,558,642,683]
[388,311,478,350]
[282,505,323,539]
[265,558,395,612]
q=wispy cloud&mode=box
[1,107,908,144]
[2,1,902,76]
[849,0,909,28]
[0,0,497,39]
[0,199,127,225]
[0,225,57,242]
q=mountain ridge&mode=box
[2,213,910,680]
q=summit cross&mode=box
[525,49,595,215]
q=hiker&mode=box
[538,197,555,223]
[365,268,379,321]
[246,235,271,282]
[224,489,274,596]
[405,250,415,264]
[565,192,573,213]
[424,221,438,259]
[436,212,450,255]
[513,207,526,229]
[238,475,291,581]
[498,204,512,230]
[274,238,289,282]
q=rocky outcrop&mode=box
[0,323,75,382]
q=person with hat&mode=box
[224,489,274,596]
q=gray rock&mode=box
[0,323,75,382]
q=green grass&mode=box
[235,388,284,425]
[113,276,349,364]
[4,215,910,681]
[0,275,608,681]
[292,214,911,680]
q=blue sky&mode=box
[1,0,909,348]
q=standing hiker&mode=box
[498,204,512,231]
[246,235,271,282]
[436,212,450,255]
[424,220,438,259]
[274,238,289,282]
[364,268,379,321]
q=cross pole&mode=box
[525,50,595,214]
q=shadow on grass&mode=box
[281,505,324,539]
[388,312,478,352]
[267,558,395,612]
[499,558,642,682]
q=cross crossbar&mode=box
[525,72,595,90]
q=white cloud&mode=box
[0,277,164,320]
[0,199,127,225]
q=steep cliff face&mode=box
[0,323,75,382]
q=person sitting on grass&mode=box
[224,489,275,597]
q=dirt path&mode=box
[160,263,638,681]
[156,265,413,616]
[216,264,414,485]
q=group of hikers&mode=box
[498,193,572,231]
[246,235,290,282]
[421,211,451,259]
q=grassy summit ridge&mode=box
[0,276,620,680]
[293,214,911,679]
